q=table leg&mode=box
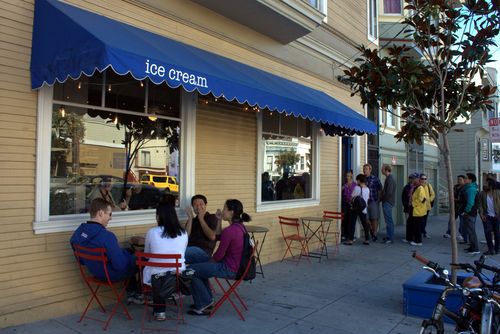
[250,232,267,278]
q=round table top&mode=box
[300,216,333,222]
[245,225,269,233]
[130,235,145,247]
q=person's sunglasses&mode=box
[421,178,427,180]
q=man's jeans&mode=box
[185,246,211,264]
[382,201,394,241]
[483,215,500,253]
[189,261,236,310]
[463,213,478,250]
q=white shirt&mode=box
[352,185,370,214]
[487,194,496,217]
[143,226,188,285]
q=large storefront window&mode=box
[261,111,313,202]
[50,70,181,216]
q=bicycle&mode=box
[412,252,500,334]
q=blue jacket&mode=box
[70,221,135,281]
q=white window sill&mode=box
[256,199,320,213]
[33,210,166,234]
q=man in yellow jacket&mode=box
[420,174,435,239]
[410,176,429,246]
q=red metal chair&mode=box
[73,244,133,330]
[278,216,310,264]
[322,211,343,255]
[135,252,183,333]
[209,242,257,321]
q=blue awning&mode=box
[30,0,376,135]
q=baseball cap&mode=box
[409,172,420,179]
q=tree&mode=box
[342,0,499,279]
[275,149,300,174]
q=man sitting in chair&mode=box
[70,198,143,304]
[184,194,222,264]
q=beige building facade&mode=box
[0,0,376,326]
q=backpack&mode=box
[234,224,256,281]
[351,188,367,212]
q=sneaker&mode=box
[459,240,468,244]
[127,292,144,305]
[154,312,167,321]
[457,236,464,242]
[443,233,451,239]
[402,239,409,243]
[384,240,394,244]
[483,250,496,256]
[466,249,480,255]
[372,236,378,242]
[410,241,422,246]
[424,234,431,239]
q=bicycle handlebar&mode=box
[413,252,441,271]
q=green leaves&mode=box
[339,0,499,145]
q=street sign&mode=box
[489,118,500,143]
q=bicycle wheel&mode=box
[420,319,444,334]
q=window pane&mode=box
[148,81,181,118]
[105,71,146,112]
[53,72,103,106]
[262,110,279,133]
[261,130,312,202]
[384,0,402,14]
[280,114,297,137]
[50,104,181,215]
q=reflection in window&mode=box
[50,73,181,216]
[383,0,402,14]
[261,111,312,202]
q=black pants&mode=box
[410,215,424,243]
[483,215,500,253]
[422,212,429,236]
[347,209,370,241]
[341,202,351,239]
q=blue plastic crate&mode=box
[402,270,465,323]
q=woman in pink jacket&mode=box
[188,199,251,315]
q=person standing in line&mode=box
[461,173,480,255]
[409,175,428,246]
[343,174,371,245]
[420,173,435,239]
[381,164,396,244]
[444,175,466,240]
[477,178,500,255]
[341,170,356,241]
[403,173,419,243]
[363,163,382,242]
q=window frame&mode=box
[256,112,320,212]
[34,85,196,234]
[367,0,379,41]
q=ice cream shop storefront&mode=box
[0,0,376,326]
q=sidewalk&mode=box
[1,215,492,334]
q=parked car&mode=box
[140,174,179,192]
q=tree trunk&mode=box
[442,133,458,282]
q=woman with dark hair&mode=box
[188,199,251,316]
[143,202,188,321]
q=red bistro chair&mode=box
[322,211,343,255]
[278,216,310,264]
[135,252,184,334]
[73,244,133,330]
[209,242,257,321]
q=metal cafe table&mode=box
[300,216,333,261]
[245,225,269,278]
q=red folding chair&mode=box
[278,216,310,264]
[209,242,257,321]
[322,211,343,255]
[135,252,184,333]
[73,244,133,330]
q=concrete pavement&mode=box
[2,215,495,334]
